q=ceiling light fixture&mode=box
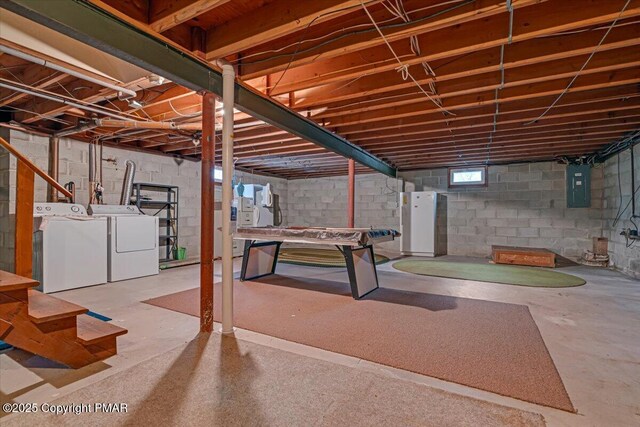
[148,74,165,86]
[127,99,144,109]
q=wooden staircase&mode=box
[0,136,127,368]
[0,259,127,369]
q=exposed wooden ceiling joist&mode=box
[0,0,637,178]
[150,0,232,33]
[205,0,369,60]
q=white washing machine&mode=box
[33,203,108,293]
[88,204,159,282]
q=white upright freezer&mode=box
[400,191,446,257]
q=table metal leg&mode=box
[341,245,380,299]
[240,240,282,281]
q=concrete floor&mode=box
[1,254,639,426]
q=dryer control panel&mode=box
[34,203,87,216]
[88,204,142,215]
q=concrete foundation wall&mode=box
[286,173,403,251]
[286,162,605,260]
[401,162,604,259]
[3,124,638,279]
[602,145,640,278]
[0,130,287,271]
[0,128,11,271]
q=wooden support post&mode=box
[200,92,216,333]
[348,158,355,228]
[47,136,59,202]
[15,160,34,278]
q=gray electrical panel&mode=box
[566,164,591,208]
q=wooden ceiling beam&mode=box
[240,163,369,178]
[0,64,69,107]
[348,105,640,143]
[234,125,289,140]
[160,132,306,153]
[394,150,603,168]
[205,0,368,60]
[375,130,635,159]
[383,143,622,165]
[237,156,346,169]
[97,0,149,22]
[256,0,640,88]
[386,145,613,168]
[178,143,325,158]
[394,157,556,170]
[321,68,640,126]
[359,119,640,149]
[277,21,640,96]
[335,86,640,134]
[229,133,632,176]
[240,0,545,78]
[92,99,639,166]
[295,44,640,109]
[149,0,231,33]
[361,125,640,157]
[388,140,617,160]
[319,66,640,119]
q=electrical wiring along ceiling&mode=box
[0,0,638,179]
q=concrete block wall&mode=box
[286,173,402,251]
[602,146,640,278]
[401,162,605,259]
[4,123,637,277]
[286,162,605,259]
[0,130,287,270]
[0,128,11,271]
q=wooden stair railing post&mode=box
[0,135,72,277]
[15,160,34,278]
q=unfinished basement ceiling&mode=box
[1,0,639,179]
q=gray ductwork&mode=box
[119,160,136,205]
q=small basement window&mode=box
[448,166,487,187]
[213,167,223,182]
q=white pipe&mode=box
[0,79,134,121]
[0,45,137,99]
[218,59,235,334]
[54,123,98,137]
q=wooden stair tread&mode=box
[0,270,39,292]
[27,290,88,323]
[76,314,127,345]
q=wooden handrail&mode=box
[0,136,72,198]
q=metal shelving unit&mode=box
[131,183,179,262]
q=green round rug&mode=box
[279,248,390,268]
[392,260,585,288]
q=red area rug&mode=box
[143,274,574,412]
